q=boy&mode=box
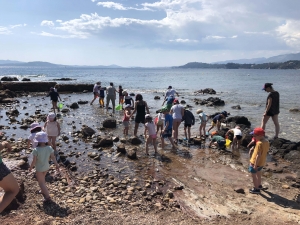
[196,109,208,137]
[225,125,242,151]
[208,131,226,149]
[249,127,269,194]
[183,109,195,143]
[160,108,176,149]
[207,111,228,133]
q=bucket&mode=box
[115,104,122,111]
[58,103,64,109]
[225,139,232,148]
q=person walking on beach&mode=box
[106,82,117,113]
[155,111,164,136]
[183,108,195,143]
[196,109,208,137]
[0,141,19,213]
[118,85,124,105]
[123,104,131,136]
[261,83,280,139]
[44,113,60,160]
[170,99,184,144]
[160,108,176,149]
[162,94,175,111]
[29,132,60,202]
[144,114,158,155]
[90,82,101,105]
[47,87,62,114]
[225,126,242,151]
[131,94,150,136]
[248,127,269,194]
[162,86,178,106]
[207,111,228,133]
[27,122,42,149]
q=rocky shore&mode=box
[1,85,300,224]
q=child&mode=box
[160,108,176,150]
[44,113,60,160]
[183,109,195,143]
[90,82,101,105]
[123,104,131,136]
[144,114,158,155]
[29,131,60,202]
[207,111,228,133]
[99,85,105,108]
[225,125,242,151]
[123,91,134,108]
[247,130,257,158]
[249,127,269,194]
[118,85,124,105]
[27,122,42,149]
[47,87,62,114]
[155,111,164,135]
[196,109,207,137]
[208,131,226,149]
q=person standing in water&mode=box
[106,82,117,113]
[90,82,101,105]
[261,83,280,139]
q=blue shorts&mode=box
[161,129,172,138]
[248,165,263,173]
[217,140,226,148]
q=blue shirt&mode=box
[167,96,174,104]
[164,114,173,130]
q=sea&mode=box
[1,66,300,141]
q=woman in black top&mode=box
[47,87,62,114]
[261,83,280,138]
[131,94,150,136]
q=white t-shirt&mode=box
[171,104,184,120]
[93,84,99,93]
[28,133,38,148]
[145,122,156,135]
[232,128,242,136]
[165,89,176,98]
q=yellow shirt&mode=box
[250,140,269,167]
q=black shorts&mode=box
[0,162,11,181]
[161,129,172,138]
[135,116,145,124]
[266,111,276,117]
[184,123,191,128]
[235,135,242,140]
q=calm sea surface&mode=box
[1,67,300,141]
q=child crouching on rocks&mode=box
[249,127,269,194]
[29,131,60,202]
[208,131,226,150]
[144,114,158,155]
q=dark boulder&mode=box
[70,102,79,109]
[194,97,225,107]
[154,96,160,100]
[127,147,137,159]
[6,109,20,116]
[78,100,89,104]
[289,108,300,112]
[284,151,300,164]
[103,119,116,128]
[128,136,142,145]
[61,108,70,113]
[81,126,96,137]
[117,144,126,154]
[129,93,135,96]
[1,76,19,81]
[21,78,31,81]
[180,100,186,104]
[231,105,241,110]
[226,116,251,127]
[93,137,113,148]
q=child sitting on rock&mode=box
[144,114,158,155]
[27,122,42,149]
[29,131,60,202]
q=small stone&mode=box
[282,184,290,189]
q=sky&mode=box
[1,0,300,67]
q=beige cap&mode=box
[196,109,203,114]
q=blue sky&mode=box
[1,0,300,67]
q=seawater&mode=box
[1,67,300,141]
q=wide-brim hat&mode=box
[34,131,48,143]
[30,122,41,131]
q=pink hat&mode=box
[34,131,48,143]
[30,122,42,132]
[47,113,56,121]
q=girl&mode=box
[123,104,131,136]
[44,113,60,159]
[90,81,101,105]
[130,94,150,136]
[170,99,184,144]
[0,140,19,213]
[144,114,158,155]
[29,131,59,202]
[155,111,164,135]
[47,87,62,114]
[196,109,208,137]
[27,122,42,149]
[118,85,124,105]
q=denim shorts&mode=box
[248,165,263,174]
[0,162,11,181]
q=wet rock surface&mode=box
[194,97,225,106]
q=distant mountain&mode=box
[0,61,64,67]
[213,52,300,64]
[0,60,24,65]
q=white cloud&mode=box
[56,20,63,23]
[41,20,54,27]
[97,2,127,10]
[33,31,82,39]
[169,38,198,43]
[276,20,300,48]
[0,26,11,35]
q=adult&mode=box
[162,95,175,111]
[207,111,228,133]
[106,82,117,113]
[90,81,101,105]
[170,99,184,144]
[0,141,19,213]
[131,94,150,136]
[162,86,179,106]
[261,83,280,139]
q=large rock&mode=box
[70,102,79,109]
[92,137,113,148]
[194,97,225,107]
[127,147,137,159]
[22,78,31,81]
[6,109,20,116]
[117,144,126,154]
[128,136,142,145]
[103,119,117,128]
[284,151,300,164]
[81,126,96,137]
[78,100,89,104]
[1,76,19,81]
[226,116,251,127]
